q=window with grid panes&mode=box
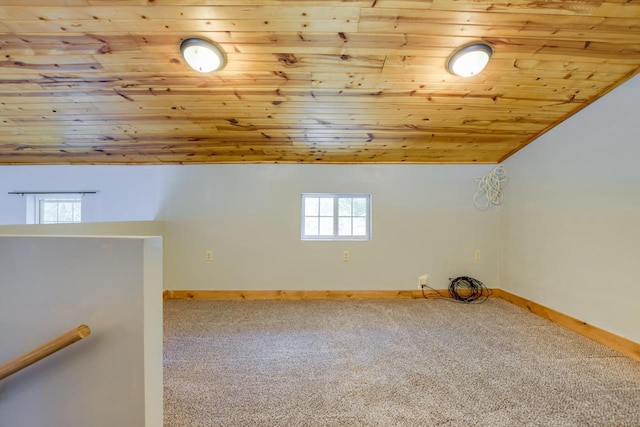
[26,194,83,224]
[301,194,371,241]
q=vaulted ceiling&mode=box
[1,0,639,165]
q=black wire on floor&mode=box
[422,276,492,304]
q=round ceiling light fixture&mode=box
[446,43,493,77]
[180,38,226,73]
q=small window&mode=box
[301,193,371,241]
[27,194,83,224]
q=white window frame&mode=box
[26,194,84,224]
[301,193,372,241]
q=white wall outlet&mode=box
[418,274,429,288]
[205,250,213,261]
[342,250,350,262]
[474,250,482,261]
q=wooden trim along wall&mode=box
[162,289,452,301]
[492,289,640,362]
[162,288,640,362]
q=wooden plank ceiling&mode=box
[1,0,639,164]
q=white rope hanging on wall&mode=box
[473,166,507,211]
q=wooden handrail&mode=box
[0,325,91,381]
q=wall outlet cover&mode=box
[418,274,429,287]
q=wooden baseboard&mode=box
[494,289,640,362]
[162,288,639,361]
[163,289,454,301]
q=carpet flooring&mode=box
[164,298,640,426]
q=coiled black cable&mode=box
[422,276,491,304]
[448,276,491,303]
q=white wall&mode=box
[159,164,499,291]
[500,74,640,342]
[0,235,163,427]
[0,166,163,224]
[0,220,164,237]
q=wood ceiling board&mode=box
[0,1,639,164]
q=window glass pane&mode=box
[319,198,333,216]
[353,217,367,236]
[338,217,352,236]
[319,217,333,235]
[42,201,58,223]
[58,202,74,222]
[338,198,352,216]
[72,203,82,222]
[305,197,319,216]
[353,198,367,216]
[305,217,319,236]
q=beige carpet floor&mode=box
[164,298,640,426]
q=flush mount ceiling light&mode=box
[180,38,226,73]
[446,43,493,77]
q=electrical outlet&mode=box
[205,250,213,261]
[342,250,350,262]
[418,274,429,289]
[474,250,482,261]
